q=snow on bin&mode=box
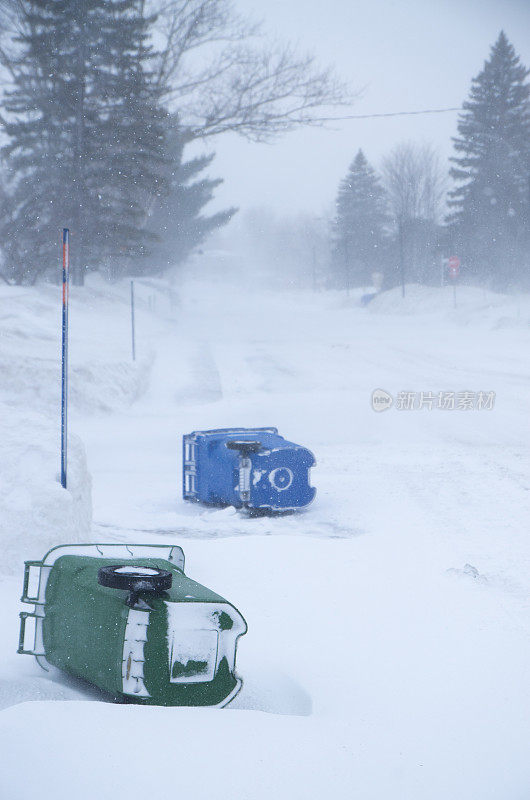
[18,543,247,707]
[183,427,316,511]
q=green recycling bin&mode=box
[18,543,247,707]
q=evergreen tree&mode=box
[144,127,236,273]
[88,0,168,276]
[1,0,167,284]
[331,150,387,288]
[448,32,530,289]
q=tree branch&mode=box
[148,0,351,142]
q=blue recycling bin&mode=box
[183,427,316,511]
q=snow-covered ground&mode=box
[0,273,529,799]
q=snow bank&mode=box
[368,283,530,327]
[0,412,91,573]
[0,352,151,416]
[0,281,152,417]
[0,276,160,573]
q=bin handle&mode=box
[18,612,46,656]
[225,440,261,455]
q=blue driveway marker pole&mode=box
[61,229,69,489]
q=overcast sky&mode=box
[198,0,530,219]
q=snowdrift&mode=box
[0,278,156,573]
[0,281,151,416]
[0,413,91,573]
[368,282,530,328]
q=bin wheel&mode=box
[97,565,172,594]
[225,440,261,455]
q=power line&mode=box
[321,106,462,122]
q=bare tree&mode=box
[147,0,349,142]
[382,142,446,224]
[382,142,447,289]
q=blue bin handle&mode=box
[225,440,262,455]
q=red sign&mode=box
[448,255,460,278]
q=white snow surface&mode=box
[0,279,156,574]
[0,275,529,799]
[0,413,90,573]
[0,284,93,572]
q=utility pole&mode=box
[399,217,405,298]
[312,246,317,292]
[130,280,136,361]
[344,237,350,298]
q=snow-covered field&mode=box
[0,273,529,799]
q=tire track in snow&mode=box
[173,340,222,405]
[92,518,363,541]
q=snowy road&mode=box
[1,278,529,799]
[80,280,530,575]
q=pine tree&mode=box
[1,0,167,284]
[144,127,236,273]
[448,32,530,289]
[92,0,168,276]
[331,150,387,289]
